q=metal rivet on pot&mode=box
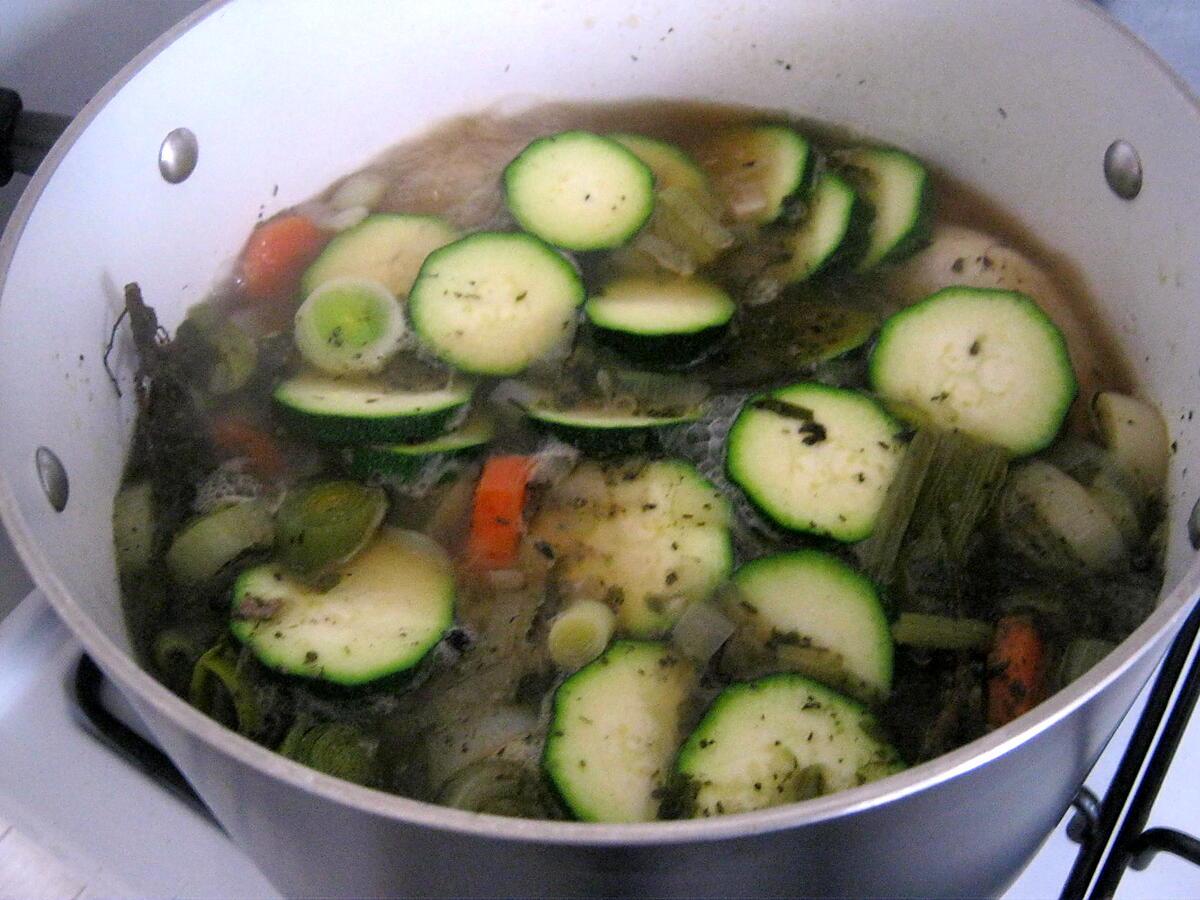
[1103,140,1142,200]
[1188,497,1200,550]
[35,446,68,512]
[158,127,198,183]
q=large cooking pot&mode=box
[1,1,1198,896]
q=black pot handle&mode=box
[0,87,72,187]
[73,653,218,825]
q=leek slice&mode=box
[1056,638,1116,688]
[279,718,378,785]
[165,499,274,584]
[152,630,204,695]
[188,644,260,736]
[275,481,386,579]
[439,760,561,818]
[547,600,616,671]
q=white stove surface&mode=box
[2,1,1200,897]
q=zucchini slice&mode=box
[408,231,585,376]
[293,278,407,375]
[726,384,905,542]
[346,414,494,479]
[675,674,904,817]
[607,133,716,208]
[766,173,868,283]
[887,223,1105,413]
[766,304,877,365]
[713,302,878,388]
[300,213,458,297]
[274,371,472,444]
[176,303,259,395]
[530,460,733,638]
[543,641,694,821]
[699,124,813,224]
[513,380,704,452]
[869,287,1076,455]
[231,528,454,685]
[724,550,892,702]
[523,405,702,452]
[834,147,932,270]
[503,131,655,250]
[585,274,735,365]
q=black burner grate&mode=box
[1061,599,1200,899]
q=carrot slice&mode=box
[210,415,287,480]
[987,614,1047,728]
[467,455,534,569]
[240,215,328,302]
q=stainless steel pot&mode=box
[1,1,1198,896]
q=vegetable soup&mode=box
[113,100,1168,822]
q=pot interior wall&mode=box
[1,0,1198,661]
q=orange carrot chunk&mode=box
[210,415,287,480]
[987,614,1047,729]
[467,455,535,569]
[240,215,327,302]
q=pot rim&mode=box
[1,0,1198,848]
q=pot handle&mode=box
[0,87,71,186]
[73,653,217,825]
